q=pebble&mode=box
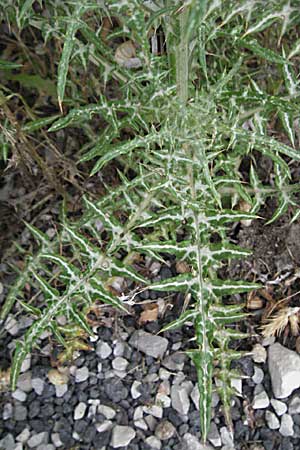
[5,315,19,335]
[12,388,27,402]
[16,428,30,443]
[0,434,15,450]
[134,419,148,430]
[55,384,68,398]
[182,433,214,450]
[155,420,176,440]
[32,378,44,395]
[253,387,270,409]
[162,352,186,371]
[17,372,32,392]
[252,366,264,384]
[271,399,287,416]
[143,405,163,419]
[20,354,31,373]
[48,369,69,386]
[14,404,28,421]
[75,366,89,383]
[96,420,113,433]
[171,384,190,415]
[159,368,172,380]
[37,446,55,450]
[279,414,294,436]
[129,330,168,359]
[112,357,128,371]
[252,344,267,363]
[3,403,13,420]
[288,396,300,415]
[230,377,242,395]
[268,343,300,398]
[98,405,116,419]
[113,341,125,357]
[74,402,87,420]
[145,436,162,449]
[131,380,142,399]
[96,342,112,359]
[208,422,222,447]
[51,433,64,448]
[134,406,144,421]
[27,431,49,448]
[220,427,234,447]
[265,410,280,429]
[156,392,171,408]
[110,425,136,448]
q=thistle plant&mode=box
[1,0,300,443]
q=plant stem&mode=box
[176,6,189,104]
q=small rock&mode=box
[155,420,176,440]
[253,388,270,409]
[17,372,32,392]
[162,352,186,371]
[220,427,234,447]
[133,406,144,421]
[156,392,171,408]
[145,436,162,449]
[268,343,300,398]
[14,404,28,421]
[129,330,168,359]
[262,336,276,347]
[271,399,287,416]
[252,366,264,384]
[75,366,89,383]
[16,428,31,443]
[230,378,242,395]
[98,405,116,419]
[96,420,113,433]
[112,357,128,372]
[14,444,23,450]
[171,384,190,415]
[74,402,87,420]
[27,431,49,448]
[159,368,172,380]
[96,342,112,359]
[12,388,27,402]
[182,433,214,450]
[265,410,280,429]
[110,425,136,448]
[20,354,31,373]
[252,344,267,363]
[145,415,158,431]
[3,403,13,420]
[113,341,125,357]
[0,434,15,450]
[208,422,222,447]
[55,384,68,398]
[143,405,163,419]
[131,381,142,399]
[288,396,300,415]
[5,315,19,335]
[32,378,44,395]
[51,433,64,448]
[279,414,294,437]
[37,445,55,450]
[134,419,148,430]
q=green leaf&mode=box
[10,342,28,390]
[236,38,290,64]
[22,115,60,132]
[69,303,94,337]
[88,278,129,313]
[0,59,22,70]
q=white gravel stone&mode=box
[133,406,144,421]
[159,368,172,380]
[96,341,112,359]
[268,343,300,398]
[156,393,171,408]
[55,384,68,398]
[131,381,142,399]
[134,419,148,430]
[220,427,234,447]
[5,315,19,335]
[12,389,27,402]
[75,366,89,383]
[97,362,102,373]
[251,344,267,363]
[74,402,87,420]
[17,372,32,392]
[51,433,64,448]
[253,388,270,409]
[32,378,44,395]
[98,405,116,419]
[3,403,13,420]
[27,432,49,448]
[143,405,163,419]
[14,444,23,450]
[37,445,55,450]
[113,341,125,357]
[111,425,136,448]
[230,378,242,394]
[129,330,168,358]
[182,433,214,450]
[20,354,31,373]
[0,434,15,450]
[145,436,162,450]
[271,399,287,416]
[208,422,222,447]
[155,420,176,440]
[265,411,280,429]
[171,384,190,415]
[16,428,30,443]
[112,357,128,371]
[252,366,264,384]
[96,420,113,433]
[279,414,294,436]
[288,396,300,415]
[145,415,158,431]
[262,336,276,346]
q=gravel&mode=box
[32,378,45,395]
[129,330,169,359]
[271,399,287,416]
[253,386,270,409]
[268,343,300,398]
[110,425,136,448]
[171,383,190,415]
[112,357,129,371]
[74,402,87,420]
[75,366,89,383]
[155,420,176,440]
[27,431,49,448]
[279,414,294,437]
[265,411,280,429]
